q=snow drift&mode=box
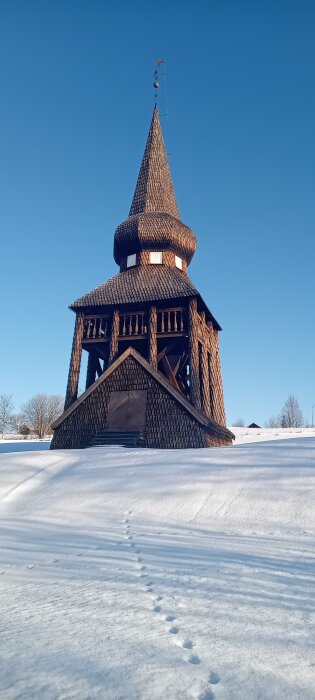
[0,438,314,699]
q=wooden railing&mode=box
[83,316,111,340]
[119,312,147,337]
[157,308,187,334]
[83,307,187,342]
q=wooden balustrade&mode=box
[83,316,111,340]
[157,308,186,334]
[83,307,186,342]
[119,312,147,337]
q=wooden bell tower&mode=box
[52,105,233,449]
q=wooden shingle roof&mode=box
[71,265,197,309]
[113,106,196,267]
[70,265,221,329]
[129,104,180,218]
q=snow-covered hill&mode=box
[0,439,314,699]
[231,426,315,444]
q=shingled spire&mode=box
[114,106,196,268]
[129,105,180,219]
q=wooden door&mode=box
[107,390,147,431]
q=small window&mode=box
[127,253,137,268]
[175,255,183,270]
[149,251,163,264]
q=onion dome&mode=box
[114,105,196,268]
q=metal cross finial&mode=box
[153,58,166,104]
[153,69,159,103]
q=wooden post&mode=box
[201,341,211,417]
[64,313,84,410]
[207,324,226,426]
[188,298,201,409]
[208,351,214,419]
[212,331,226,426]
[109,309,119,364]
[148,306,157,368]
[85,351,98,390]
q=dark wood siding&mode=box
[51,356,231,450]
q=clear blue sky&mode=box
[0,0,314,426]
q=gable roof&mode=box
[52,346,234,441]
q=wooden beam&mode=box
[85,351,98,390]
[161,355,180,390]
[201,342,211,417]
[64,314,84,410]
[109,309,119,364]
[95,358,103,377]
[157,339,180,363]
[148,306,158,368]
[188,298,201,409]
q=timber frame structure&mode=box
[51,105,234,449]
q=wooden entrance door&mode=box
[107,390,147,431]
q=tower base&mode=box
[51,348,234,450]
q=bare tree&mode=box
[11,413,25,435]
[279,394,303,428]
[21,393,63,439]
[22,394,47,439]
[233,417,245,427]
[46,395,63,431]
[264,416,280,428]
[0,394,14,439]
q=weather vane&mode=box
[153,58,166,104]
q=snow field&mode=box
[0,438,314,699]
[231,426,315,444]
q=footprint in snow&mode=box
[182,639,193,649]
[145,586,154,593]
[188,654,201,665]
[164,614,176,622]
[169,626,179,635]
[197,690,214,700]
[208,672,220,685]
[138,564,146,571]
[153,605,162,613]
[154,594,163,602]
[144,581,154,587]
[136,556,142,562]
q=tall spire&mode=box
[129,105,180,219]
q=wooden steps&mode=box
[89,431,145,448]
